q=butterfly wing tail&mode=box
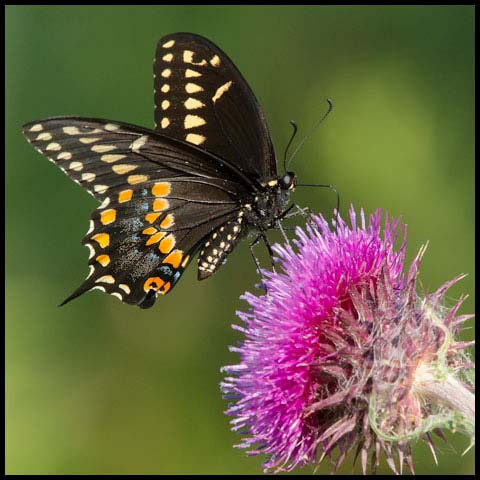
[58,280,95,307]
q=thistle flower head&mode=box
[221,207,474,474]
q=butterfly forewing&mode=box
[154,33,277,184]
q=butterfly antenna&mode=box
[296,182,340,218]
[283,120,298,173]
[286,98,333,168]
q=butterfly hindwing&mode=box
[67,181,242,308]
[197,212,246,280]
[154,32,277,184]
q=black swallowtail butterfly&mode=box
[22,32,298,309]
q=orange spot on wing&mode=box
[118,189,133,203]
[142,227,157,235]
[100,209,116,225]
[160,282,171,295]
[159,234,175,254]
[160,213,174,229]
[163,250,183,268]
[91,233,110,248]
[143,277,165,292]
[146,231,166,246]
[96,254,110,266]
[145,212,161,224]
[153,198,169,212]
[152,182,171,197]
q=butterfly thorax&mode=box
[244,174,296,231]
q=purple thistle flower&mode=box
[221,206,474,474]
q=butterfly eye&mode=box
[279,172,296,190]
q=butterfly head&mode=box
[278,171,296,191]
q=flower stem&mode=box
[413,362,475,440]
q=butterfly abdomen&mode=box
[197,209,247,280]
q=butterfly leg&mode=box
[249,232,276,273]
[249,234,263,275]
[288,203,312,219]
[276,220,291,244]
[277,203,311,222]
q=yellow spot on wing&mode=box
[92,233,110,248]
[184,98,205,110]
[86,243,95,259]
[79,137,100,144]
[96,275,115,284]
[112,164,138,175]
[163,249,183,268]
[104,123,120,131]
[100,209,116,225]
[119,284,131,294]
[36,132,52,141]
[184,114,206,129]
[86,264,95,279]
[183,50,207,66]
[161,84,170,93]
[181,255,190,268]
[29,124,43,132]
[118,189,133,203]
[161,68,172,78]
[162,39,175,48]
[161,117,170,129]
[63,126,81,135]
[185,83,203,94]
[130,135,148,152]
[185,68,202,78]
[101,154,126,163]
[127,174,148,185]
[94,185,108,194]
[91,285,106,293]
[57,152,72,160]
[99,197,110,209]
[46,142,61,151]
[69,161,83,171]
[96,254,110,266]
[92,144,116,153]
[213,81,233,103]
[185,133,206,145]
[162,53,173,62]
[210,55,221,67]
[81,172,96,182]
[152,182,171,197]
[161,100,170,110]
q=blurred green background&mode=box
[6,5,474,475]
